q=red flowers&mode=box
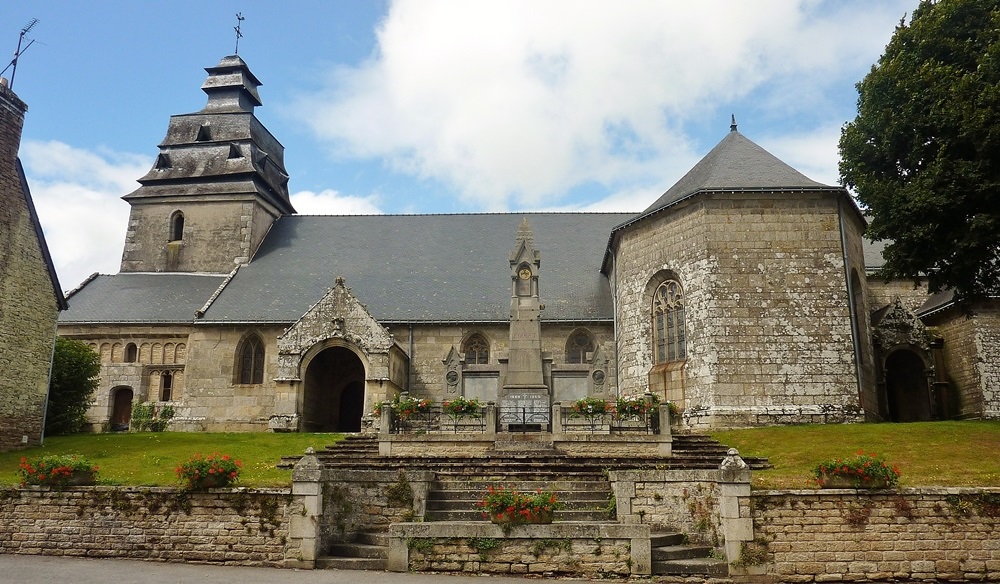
[813,452,901,488]
[18,455,98,487]
[176,453,242,490]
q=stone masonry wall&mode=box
[388,322,615,403]
[614,193,862,428]
[0,486,290,566]
[750,488,1000,582]
[121,200,269,274]
[0,84,59,452]
[922,305,1000,419]
[866,278,929,313]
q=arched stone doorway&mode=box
[110,386,133,431]
[885,349,931,422]
[302,346,365,432]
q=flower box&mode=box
[489,509,554,525]
[817,473,890,489]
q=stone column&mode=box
[718,449,761,575]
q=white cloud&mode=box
[761,125,847,188]
[20,140,149,291]
[290,189,383,215]
[295,0,914,210]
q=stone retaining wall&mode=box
[0,486,290,566]
[387,521,649,576]
[749,488,1000,582]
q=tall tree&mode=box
[45,338,100,435]
[839,0,1000,303]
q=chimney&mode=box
[0,77,28,164]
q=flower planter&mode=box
[489,509,554,525]
[190,475,232,489]
[817,473,890,489]
[64,470,96,486]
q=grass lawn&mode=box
[712,420,1000,490]
[0,432,342,488]
[2,421,998,489]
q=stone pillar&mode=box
[718,449,761,575]
[485,402,497,435]
[285,449,322,569]
[551,402,564,434]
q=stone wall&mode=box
[0,486,290,566]
[750,488,1000,582]
[0,84,60,452]
[319,468,433,545]
[867,277,929,313]
[388,522,647,576]
[120,200,274,274]
[923,303,1000,419]
[613,192,864,428]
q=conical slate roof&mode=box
[641,127,835,217]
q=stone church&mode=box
[56,55,999,433]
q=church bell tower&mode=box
[119,55,295,274]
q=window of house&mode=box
[238,334,265,384]
[161,371,173,401]
[566,331,595,364]
[124,343,137,363]
[463,334,489,365]
[169,211,184,241]
[653,280,686,363]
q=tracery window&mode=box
[237,334,265,384]
[653,280,686,363]
[566,331,595,364]
[463,334,489,365]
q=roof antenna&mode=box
[233,13,245,55]
[730,114,738,132]
[1,18,40,89]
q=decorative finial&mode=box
[516,217,534,243]
[730,114,737,132]
[335,275,345,287]
[234,13,245,55]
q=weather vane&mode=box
[2,18,39,89]
[234,13,245,54]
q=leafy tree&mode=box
[839,0,1000,303]
[45,338,100,435]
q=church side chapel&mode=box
[56,55,1000,435]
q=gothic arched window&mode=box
[463,334,489,365]
[566,331,595,364]
[652,280,686,363]
[237,334,265,384]
[169,211,185,242]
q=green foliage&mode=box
[18,454,98,486]
[175,452,242,490]
[839,0,1000,302]
[571,396,612,417]
[615,393,659,418]
[130,402,174,432]
[374,393,432,420]
[441,396,483,419]
[46,338,101,435]
[814,451,902,488]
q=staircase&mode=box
[290,432,764,575]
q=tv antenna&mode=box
[1,18,40,89]
[234,13,245,54]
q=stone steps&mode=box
[650,532,729,577]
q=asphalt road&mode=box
[0,555,564,584]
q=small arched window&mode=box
[463,334,489,365]
[566,331,595,364]
[124,343,138,363]
[169,211,184,242]
[237,334,265,384]
[653,280,686,363]
[161,371,173,401]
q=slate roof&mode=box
[640,129,838,217]
[59,273,228,323]
[200,213,631,324]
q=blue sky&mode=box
[5,0,918,289]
